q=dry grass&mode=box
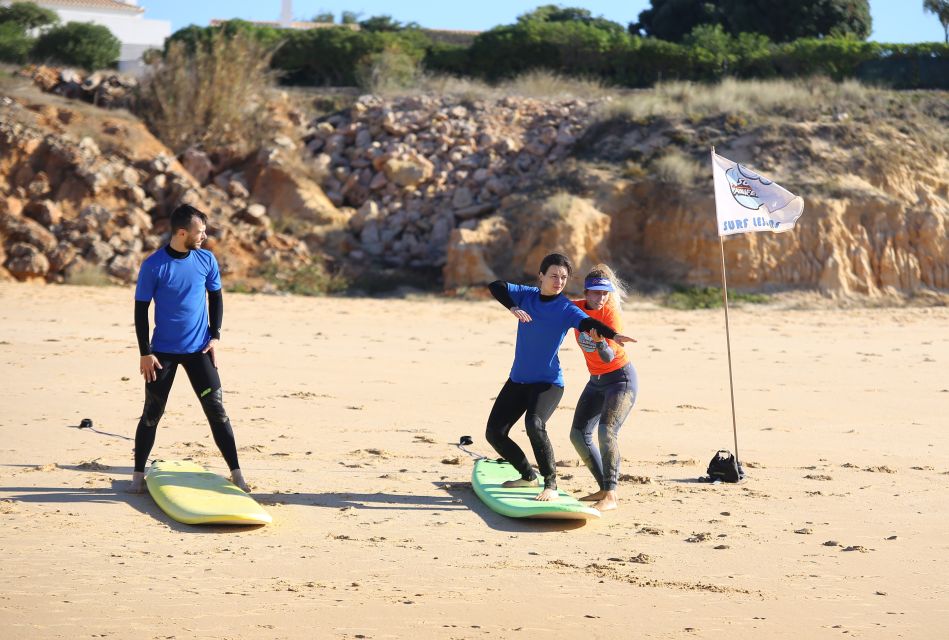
[598,77,875,121]
[650,149,704,186]
[398,69,609,101]
[136,32,278,156]
[64,264,112,286]
[543,190,576,215]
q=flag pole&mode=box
[718,235,740,461]
[712,144,740,461]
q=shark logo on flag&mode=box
[726,165,774,210]
[712,149,804,236]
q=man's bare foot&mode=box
[534,488,559,502]
[127,472,146,494]
[502,477,537,488]
[230,469,251,493]
[592,490,618,512]
[580,490,608,502]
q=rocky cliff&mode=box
[0,87,312,287]
[4,71,947,299]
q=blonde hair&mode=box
[585,264,628,310]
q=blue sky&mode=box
[143,0,945,43]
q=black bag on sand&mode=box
[705,450,744,483]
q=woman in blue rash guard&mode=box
[485,253,635,501]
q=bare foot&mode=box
[230,469,251,493]
[502,477,537,488]
[592,491,618,512]
[127,472,146,494]
[534,488,559,502]
[580,490,608,502]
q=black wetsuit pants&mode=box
[133,351,240,473]
[485,379,564,490]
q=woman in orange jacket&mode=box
[570,265,638,512]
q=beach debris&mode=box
[440,457,461,465]
[794,528,814,535]
[28,463,59,472]
[686,532,712,543]
[76,459,110,471]
[660,458,697,466]
[822,540,840,547]
[804,474,833,481]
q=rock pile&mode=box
[19,65,138,110]
[0,95,310,285]
[302,94,594,269]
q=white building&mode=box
[2,0,171,73]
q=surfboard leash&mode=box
[455,435,488,461]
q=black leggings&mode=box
[570,364,637,491]
[133,351,240,473]
[485,379,564,490]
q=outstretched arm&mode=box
[578,317,636,345]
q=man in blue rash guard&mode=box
[486,253,635,501]
[128,204,250,493]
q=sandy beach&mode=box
[1,281,947,639]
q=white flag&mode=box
[712,149,804,237]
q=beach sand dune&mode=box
[1,283,947,639]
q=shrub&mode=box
[137,31,276,156]
[65,264,112,287]
[0,2,58,30]
[32,22,120,70]
[272,26,428,86]
[261,260,349,296]
[0,21,32,63]
[356,45,422,93]
[651,149,703,185]
[663,285,769,310]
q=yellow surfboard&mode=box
[145,460,271,525]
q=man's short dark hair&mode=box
[169,204,207,233]
[539,253,573,276]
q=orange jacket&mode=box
[571,300,629,375]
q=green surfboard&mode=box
[471,458,600,520]
[146,460,271,526]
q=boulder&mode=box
[507,193,612,284]
[237,203,269,226]
[107,253,139,282]
[443,216,512,288]
[248,153,346,227]
[0,216,57,253]
[180,147,213,185]
[383,156,434,187]
[5,242,50,280]
[23,200,62,227]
